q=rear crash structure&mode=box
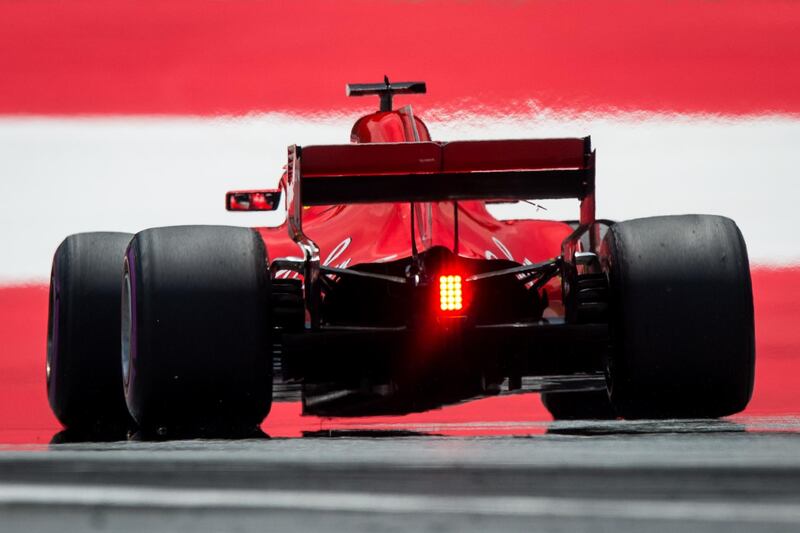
[46,80,755,436]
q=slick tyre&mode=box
[603,215,755,419]
[541,390,616,420]
[47,232,135,432]
[122,226,273,435]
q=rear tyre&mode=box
[541,390,616,420]
[47,232,134,432]
[603,215,755,419]
[123,226,273,435]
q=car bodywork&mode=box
[230,80,610,417]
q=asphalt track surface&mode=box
[0,417,799,532]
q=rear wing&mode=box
[288,136,596,230]
[283,137,596,327]
[294,138,594,206]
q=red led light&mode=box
[439,274,463,312]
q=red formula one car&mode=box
[47,80,755,436]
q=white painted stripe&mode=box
[1,113,797,282]
[0,483,798,523]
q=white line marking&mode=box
[1,114,799,282]
[0,483,799,523]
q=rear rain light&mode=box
[439,275,463,312]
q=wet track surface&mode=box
[2,417,800,532]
